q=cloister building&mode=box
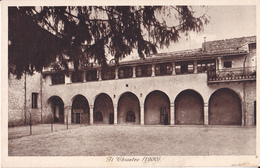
[8,36,257,126]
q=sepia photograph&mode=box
[2,1,259,167]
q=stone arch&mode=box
[174,89,204,125]
[47,96,64,123]
[71,94,89,124]
[144,90,170,125]
[209,88,242,125]
[94,93,114,124]
[117,92,140,125]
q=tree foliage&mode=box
[8,6,209,79]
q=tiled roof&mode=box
[119,36,256,65]
[202,36,256,52]
[43,36,256,73]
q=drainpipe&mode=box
[24,72,27,125]
[40,73,43,123]
[243,82,246,126]
[243,56,247,74]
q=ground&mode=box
[8,124,256,156]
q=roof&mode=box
[43,36,256,74]
[118,36,256,66]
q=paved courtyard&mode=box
[8,124,256,156]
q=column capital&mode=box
[170,103,174,107]
[65,106,72,109]
[204,103,208,107]
[89,105,94,109]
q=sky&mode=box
[156,5,256,53]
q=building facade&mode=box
[8,36,257,126]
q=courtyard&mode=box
[8,124,256,156]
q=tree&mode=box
[8,6,210,79]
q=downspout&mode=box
[24,72,27,125]
[243,82,246,126]
[243,56,247,74]
[242,47,249,126]
[40,73,43,123]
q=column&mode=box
[194,60,198,74]
[65,106,72,124]
[151,64,155,77]
[89,105,94,125]
[170,103,175,125]
[133,66,136,78]
[115,67,118,79]
[217,57,222,70]
[83,71,86,82]
[140,104,144,125]
[172,62,176,75]
[114,104,118,125]
[98,69,102,81]
[65,72,72,84]
[204,103,209,125]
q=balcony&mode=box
[207,66,256,84]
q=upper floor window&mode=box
[136,65,152,77]
[224,61,232,68]
[102,67,115,80]
[32,93,38,109]
[119,66,133,79]
[176,61,193,74]
[86,70,98,81]
[197,59,216,73]
[52,73,65,85]
[72,71,83,83]
[155,63,172,76]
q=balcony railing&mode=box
[207,66,256,83]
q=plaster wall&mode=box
[41,72,255,125]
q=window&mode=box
[72,72,83,83]
[224,61,232,68]
[102,67,115,80]
[86,70,98,81]
[118,67,133,79]
[188,64,194,73]
[52,73,65,85]
[126,111,135,122]
[197,60,216,73]
[136,65,152,77]
[95,111,103,122]
[32,93,38,109]
[155,63,172,76]
[175,65,181,74]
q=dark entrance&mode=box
[144,90,170,125]
[71,95,89,124]
[160,107,169,125]
[209,88,242,125]
[254,101,256,125]
[109,113,114,124]
[117,92,140,124]
[76,113,80,124]
[175,90,204,125]
[48,96,64,123]
[94,93,114,124]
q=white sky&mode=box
[158,5,256,52]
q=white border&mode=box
[1,0,260,167]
